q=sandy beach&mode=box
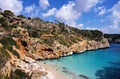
[37,61,70,79]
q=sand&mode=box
[37,61,70,79]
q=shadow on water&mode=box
[62,70,89,79]
[95,61,120,79]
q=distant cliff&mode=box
[104,34,120,43]
[0,10,109,79]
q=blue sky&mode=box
[0,0,120,34]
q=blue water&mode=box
[44,44,120,79]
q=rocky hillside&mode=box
[104,34,120,43]
[0,10,109,79]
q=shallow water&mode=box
[44,44,120,79]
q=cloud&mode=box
[25,5,35,13]
[101,25,120,34]
[74,0,100,12]
[86,27,97,30]
[0,0,23,15]
[24,4,40,18]
[76,23,84,29]
[98,8,106,16]
[102,1,120,34]
[55,1,80,26]
[110,1,120,26]
[94,6,107,16]
[54,0,100,27]
[39,0,49,10]
[42,8,57,17]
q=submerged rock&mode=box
[79,74,89,79]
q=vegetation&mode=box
[17,15,26,19]
[0,75,9,79]
[104,34,120,40]
[0,17,9,30]
[0,37,20,58]
[10,69,28,79]
[0,52,9,67]
[0,47,10,58]
[0,51,10,79]
[2,10,14,18]
[104,34,120,43]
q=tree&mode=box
[0,8,2,13]
[17,15,26,19]
[28,17,31,20]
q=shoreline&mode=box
[37,61,89,79]
[37,61,70,79]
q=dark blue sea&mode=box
[44,44,120,79]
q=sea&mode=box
[44,44,120,79]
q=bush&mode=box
[17,15,26,19]
[3,10,14,18]
[29,31,39,38]
[10,69,28,79]
[0,37,20,58]
[0,17,9,30]
[0,48,10,58]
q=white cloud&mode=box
[94,6,103,13]
[54,0,100,27]
[101,25,120,34]
[0,0,23,15]
[55,1,80,26]
[110,1,120,26]
[76,23,84,29]
[75,0,100,12]
[25,5,35,13]
[41,0,101,29]
[42,8,57,17]
[98,8,106,16]
[97,6,104,10]
[86,26,99,30]
[24,4,40,18]
[102,1,120,34]
[39,0,49,10]
[95,6,107,16]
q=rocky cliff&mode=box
[0,10,109,79]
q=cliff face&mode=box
[25,37,109,59]
[0,10,110,79]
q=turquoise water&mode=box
[44,44,120,79]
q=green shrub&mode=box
[0,48,10,58]
[0,75,9,79]
[7,47,20,58]
[0,37,20,58]
[3,10,14,18]
[0,17,9,30]
[10,69,28,79]
[17,15,26,19]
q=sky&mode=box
[0,0,120,34]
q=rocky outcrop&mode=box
[55,37,109,56]
[18,36,109,59]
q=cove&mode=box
[43,44,120,79]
